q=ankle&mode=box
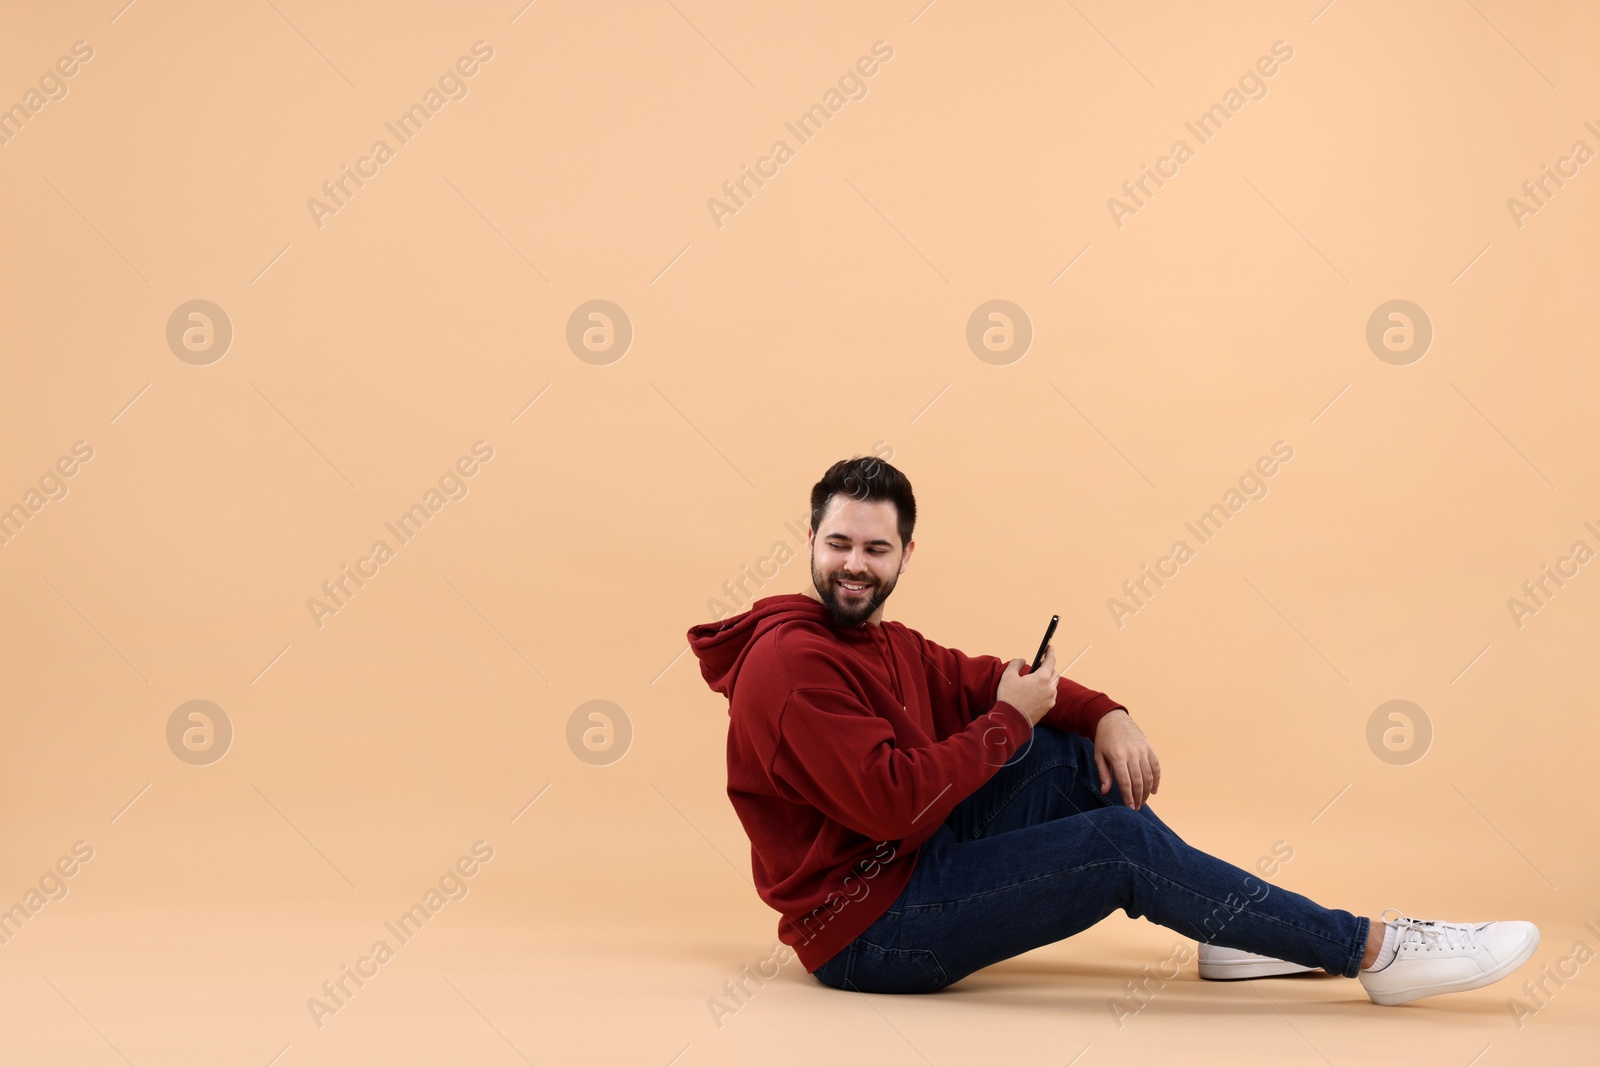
[1361,917,1386,969]
[1361,917,1403,973]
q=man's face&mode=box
[807,496,912,627]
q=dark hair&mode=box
[809,455,916,549]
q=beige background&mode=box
[1,0,1596,1063]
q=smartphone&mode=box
[1030,614,1059,673]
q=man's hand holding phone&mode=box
[996,644,1058,726]
[996,611,1163,812]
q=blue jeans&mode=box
[812,724,1370,993]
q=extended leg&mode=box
[892,803,1370,990]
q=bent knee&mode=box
[1089,804,1174,862]
[1094,804,1152,831]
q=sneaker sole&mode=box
[1198,958,1319,980]
[1365,927,1541,1006]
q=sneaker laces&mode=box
[1381,908,1485,953]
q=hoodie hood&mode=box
[688,593,868,706]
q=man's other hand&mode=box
[1094,709,1160,810]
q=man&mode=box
[687,456,1539,1004]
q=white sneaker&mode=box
[1358,909,1540,1006]
[1197,943,1317,980]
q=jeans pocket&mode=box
[840,938,947,994]
[812,946,850,989]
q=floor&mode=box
[4,887,1593,1065]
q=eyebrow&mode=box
[822,533,896,548]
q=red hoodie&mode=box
[686,593,1124,973]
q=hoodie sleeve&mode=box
[912,630,1125,738]
[771,686,1034,845]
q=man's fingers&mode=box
[1117,760,1137,809]
[1150,752,1161,795]
[1096,749,1111,794]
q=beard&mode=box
[810,551,898,627]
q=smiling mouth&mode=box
[838,579,870,595]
